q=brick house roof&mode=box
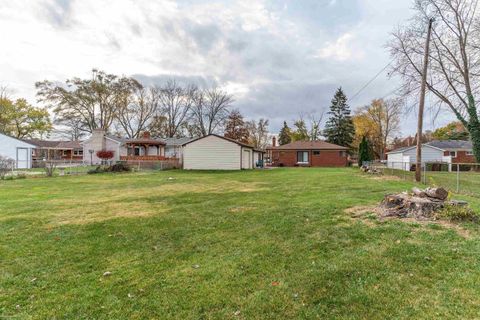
[267,140,348,150]
[426,140,473,151]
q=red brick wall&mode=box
[271,150,348,167]
[443,151,476,163]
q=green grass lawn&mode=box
[2,168,480,319]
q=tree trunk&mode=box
[424,187,448,201]
[468,120,480,164]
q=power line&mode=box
[349,60,393,103]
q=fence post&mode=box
[456,163,460,193]
[423,163,427,185]
[403,162,406,180]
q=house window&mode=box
[466,151,474,156]
[450,151,457,158]
[313,151,321,156]
[62,150,68,156]
[73,149,83,156]
[134,147,141,156]
[297,151,309,163]
[339,151,347,157]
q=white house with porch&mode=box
[82,130,167,165]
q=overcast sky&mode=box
[0,0,455,136]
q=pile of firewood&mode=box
[360,165,381,174]
[379,187,467,220]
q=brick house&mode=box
[426,140,476,164]
[267,139,349,167]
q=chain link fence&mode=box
[7,159,181,179]
[367,161,480,197]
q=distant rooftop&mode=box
[268,140,348,150]
[426,140,472,150]
[24,139,82,149]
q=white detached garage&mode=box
[386,144,449,171]
[182,134,264,170]
[0,133,36,169]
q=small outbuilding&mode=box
[0,133,36,169]
[182,134,264,170]
[386,144,449,171]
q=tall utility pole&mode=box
[415,18,434,182]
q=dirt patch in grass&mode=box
[345,205,472,239]
[43,181,267,226]
[369,175,403,181]
[228,206,257,213]
[50,202,168,226]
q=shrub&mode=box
[437,204,480,223]
[109,162,131,172]
[16,173,27,179]
[87,166,107,174]
[96,150,114,160]
[0,156,14,180]
[44,161,57,177]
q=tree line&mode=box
[0,70,270,149]
[35,70,236,140]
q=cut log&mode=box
[425,187,448,200]
[412,187,427,198]
[380,193,445,219]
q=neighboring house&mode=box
[426,140,475,164]
[163,137,195,164]
[182,134,265,170]
[0,133,36,169]
[25,139,83,161]
[266,140,349,167]
[82,130,168,165]
[386,144,450,171]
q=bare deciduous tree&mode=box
[190,87,233,136]
[247,118,270,149]
[307,112,325,141]
[157,80,195,138]
[117,87,159,138]
[389,0,480,161]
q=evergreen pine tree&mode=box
[358,136,373,166]
[278,121,292,145]
[324,88,355,148]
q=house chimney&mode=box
[92,128,106,150]
[142,131,151,139]
[272,136,277,147]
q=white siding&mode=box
[253,151,260,165]
[183,135,242,170]
[242,148,252,169]
[387,145,446,171]
[404,146,444,163]
[0,133,35,168]
[387,152,405,170]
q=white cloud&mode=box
[313,33,362,61]
[0,0,453,134]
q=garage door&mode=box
[242,149,252,169]
[17,148,29,169]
